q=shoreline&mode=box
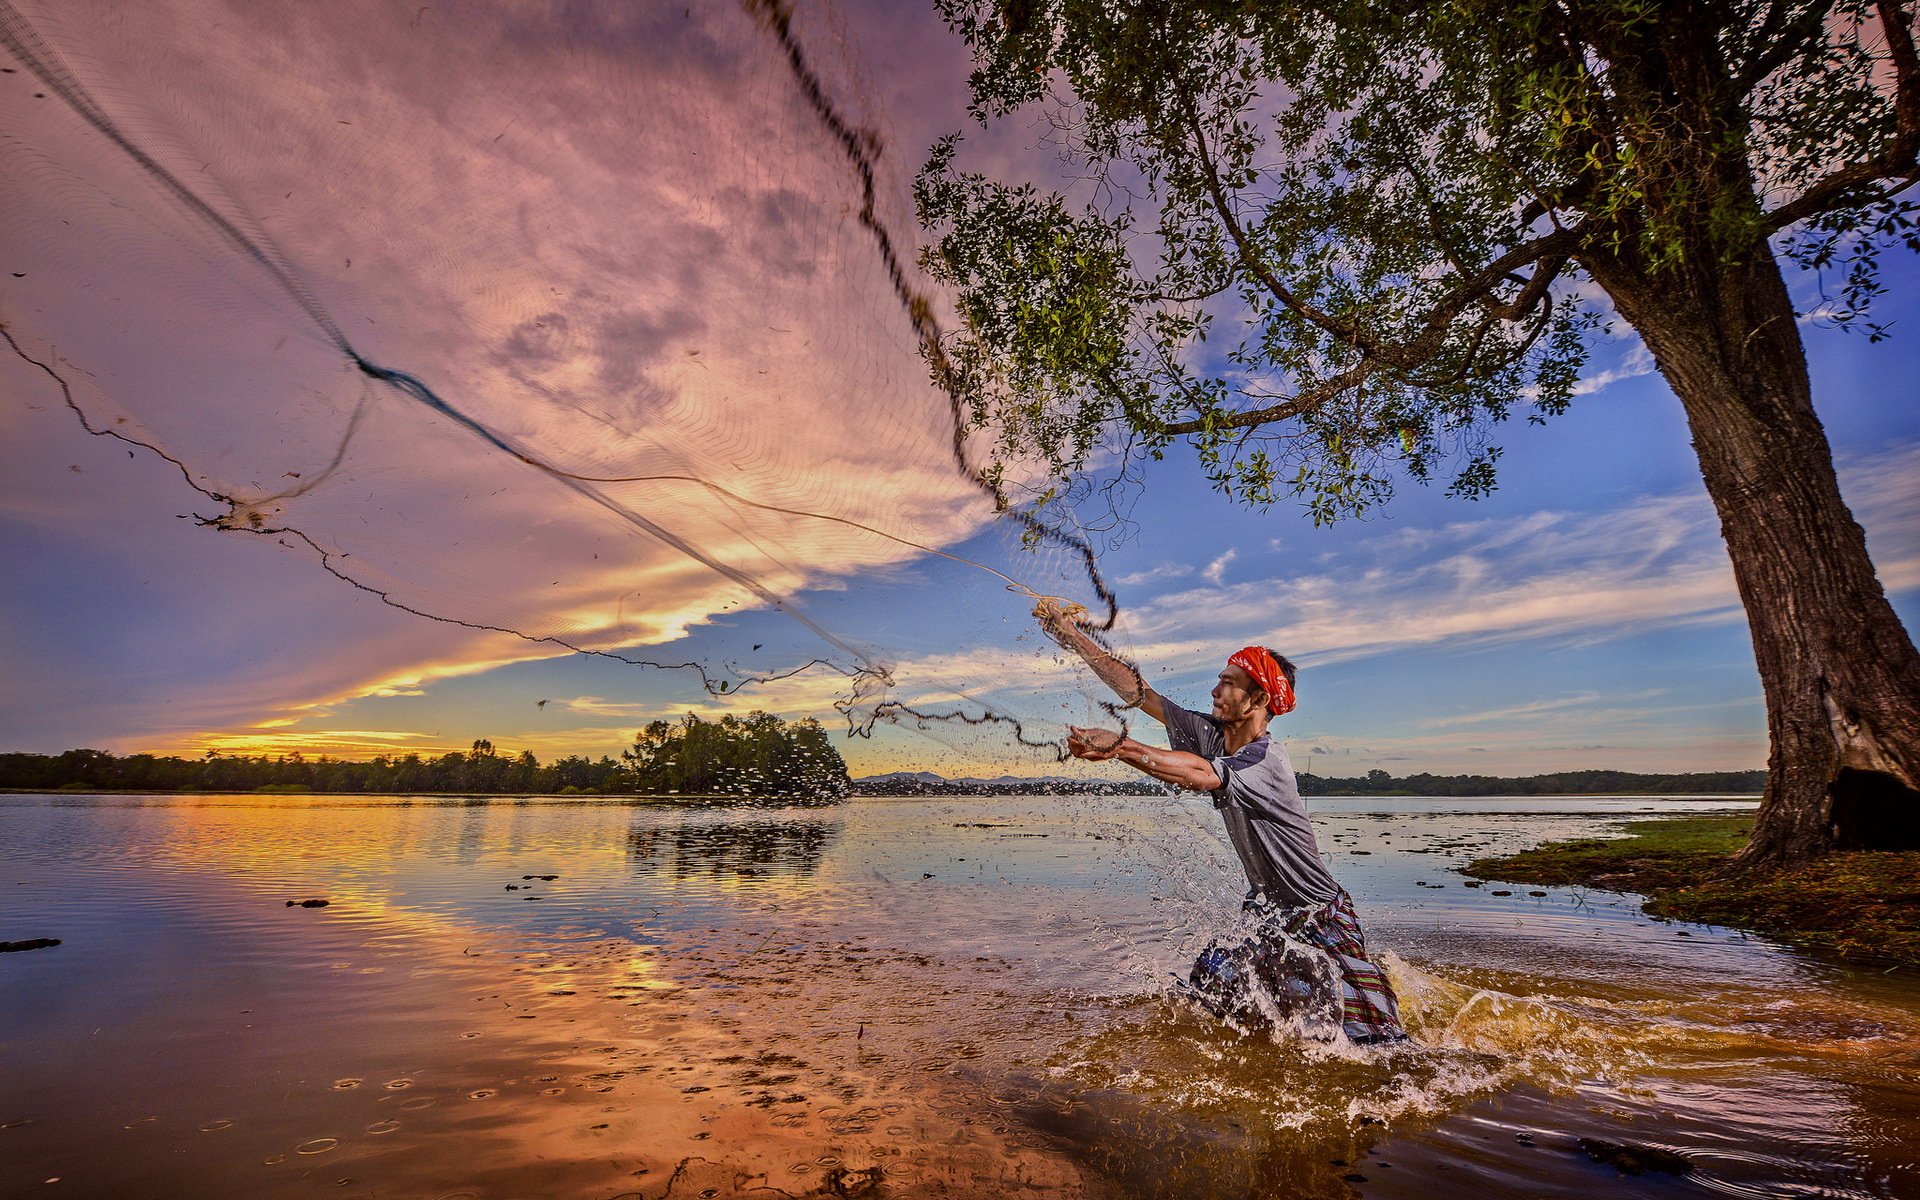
[3,785,1764,800]
[1462,814,1920,968]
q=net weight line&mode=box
[1,0,1152,752]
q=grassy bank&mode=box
[1463,815,1920,967]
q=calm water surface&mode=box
[2,792,1914,1198]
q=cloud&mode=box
[1077,442,1920,700]
[1569,342,1657,396]
[189,728,455,758]
[559,696,662,720]
[1281,706,1768,775]
[8,0,1916,782]
[1418,689,1664,729]
[1202,548,1238,586]
[0,0,1043,754]
[1116,563,1194,587]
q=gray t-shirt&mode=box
[1161,700,1341,908]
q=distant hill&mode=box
[849,771,1162,796]
[852,767,1765,797]
[1298,768,1766,797]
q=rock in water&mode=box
[822,1165,883,1197]
[0,938,61,953]
[1577,1137,1692,1175]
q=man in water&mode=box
[1035,599,1407,1044]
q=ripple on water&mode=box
[2,793,1911,1200]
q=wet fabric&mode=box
[1160,699,1340,906]
[1186,890,1408,1044]
[1280,889,1407,1043]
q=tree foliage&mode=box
[622,712,849,801]
[916,0,1919,523]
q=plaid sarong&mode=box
[1276,889,1407,1044]
[1186,888,1408,1044]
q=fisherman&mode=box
[1034,599,1407,1044]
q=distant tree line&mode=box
[0,743,629,795]
[847,767,1762,797]
[2,740,1755,800]
[1297,768,1766,797]
[2,713,849,801]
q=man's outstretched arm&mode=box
[1067,726,1218,791]
[1034,599,1166,724]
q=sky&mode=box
[2,0,1916,781]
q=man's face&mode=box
[1210,664,1266,721]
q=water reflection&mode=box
[1,792,1914,1199]
[626,816,839,883]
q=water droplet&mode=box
[366,1120,400,1135]
[295,1137,339,1155]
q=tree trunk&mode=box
[1588,249,1920,869]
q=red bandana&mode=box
[1228,646,1295,716]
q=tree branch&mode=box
[1734,0,1833,92]
[1177,93,1582,374]
[1141,279,1235,303]
[1762,0,1920,232]
[1154,360,1374,434]
[1484,254,1568,320]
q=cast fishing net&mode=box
[0,0,1142,764]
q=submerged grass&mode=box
[1464,816,1920,967]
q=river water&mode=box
[2,792,1914,1198]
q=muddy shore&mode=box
[1463,815,1920,966]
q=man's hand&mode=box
[1032,595,1091,646]
[1066,726,1125,760]
[1033,595,1167,725]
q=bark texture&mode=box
[1591,248,1920,867]
[1570,7,1920,867]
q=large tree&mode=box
[917,0,1920,866]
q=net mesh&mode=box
[0,0,1141,763]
